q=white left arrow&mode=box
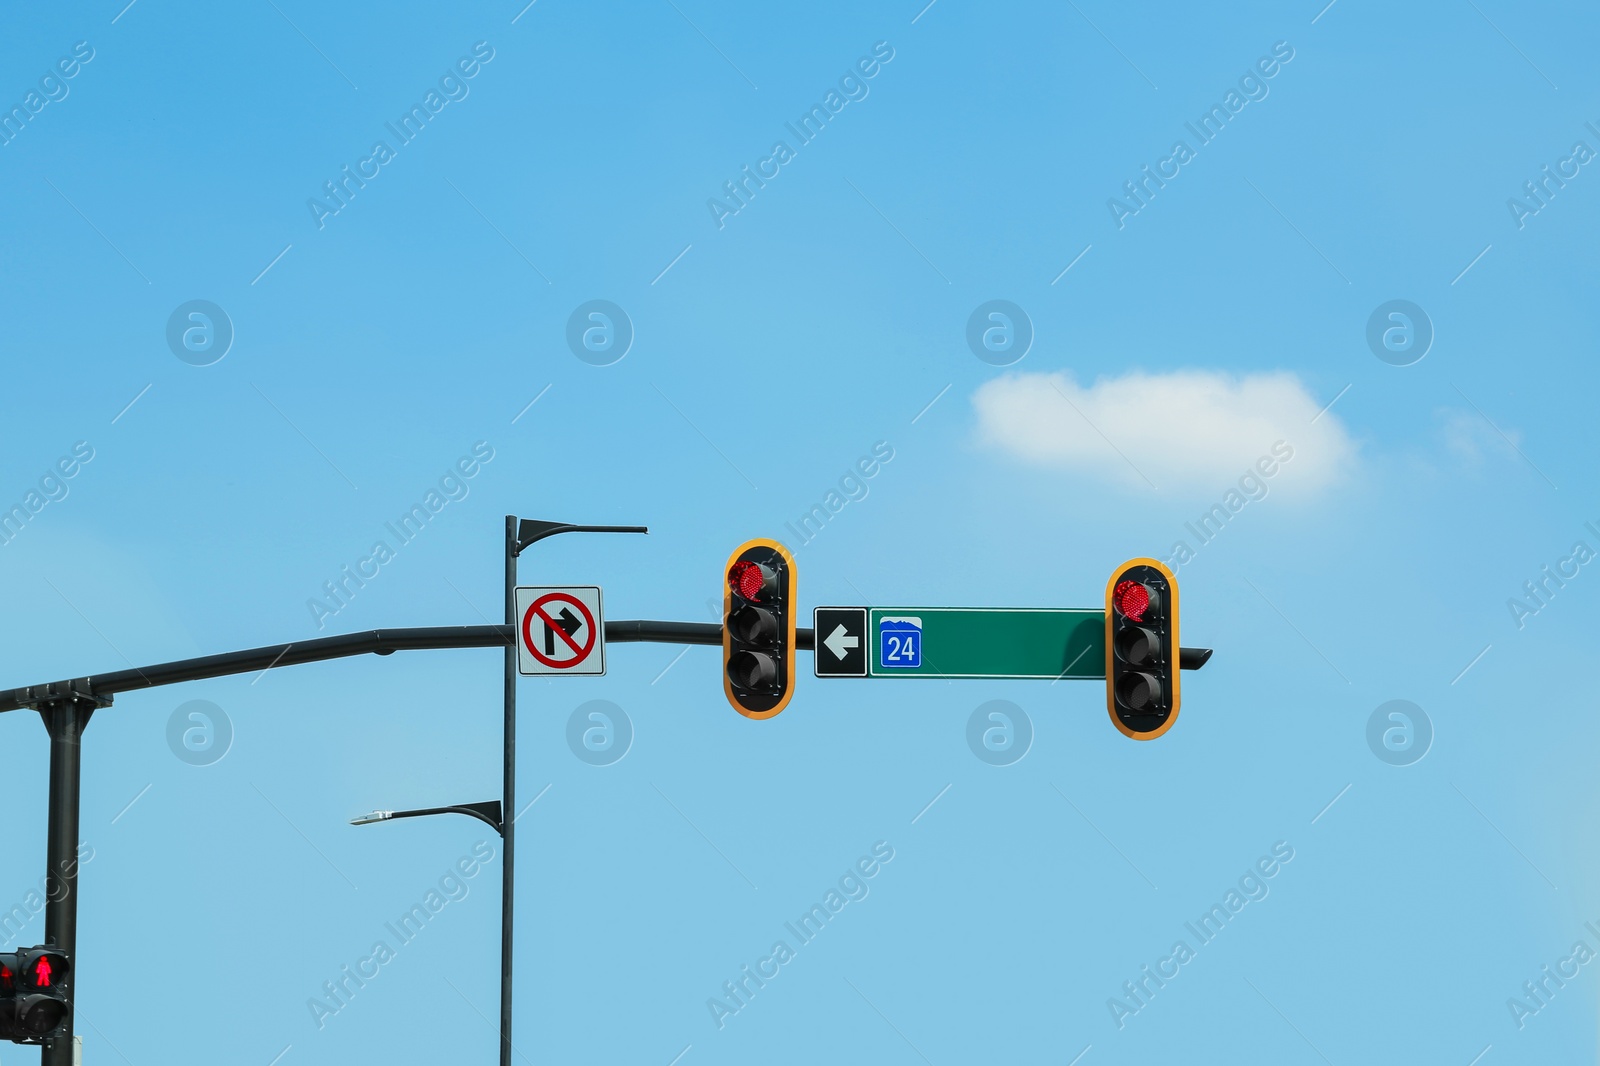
[824,623,860,659]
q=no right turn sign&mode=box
[515,586,606,676]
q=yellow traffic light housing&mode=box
[1105,557,1180,740]
[722,538,797,719]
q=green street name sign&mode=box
[867,607,1105,679]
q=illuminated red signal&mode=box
[28,957,52,988]
[728,561,765,601]
[0,964,12,992]
[1113,580,1151,622]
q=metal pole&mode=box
[40,696,94,1066]
[501,515,517,1066]
[0,624,1214,714]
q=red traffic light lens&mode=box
[728,561,766,601]
[29,956,56,988]
[0,964,13,992]
[15,950,68,989]
[1113,580,1151,621]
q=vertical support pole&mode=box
[501,515,517,1066]
[40,696,93,1066]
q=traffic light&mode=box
[0,946,71,1044]
[1105,558,1180,740]
[722,538,797,719]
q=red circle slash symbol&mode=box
[522,593,598,669]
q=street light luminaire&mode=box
[350,810,393,826]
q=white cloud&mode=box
[972,369,1356,497]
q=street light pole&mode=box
[500,517,646,1065]
[500,515,518,1066]
[39,689,106,1066]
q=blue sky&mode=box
[2,0,1598,1062]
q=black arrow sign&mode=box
[543,607,583,655]
[812,606,868,678]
